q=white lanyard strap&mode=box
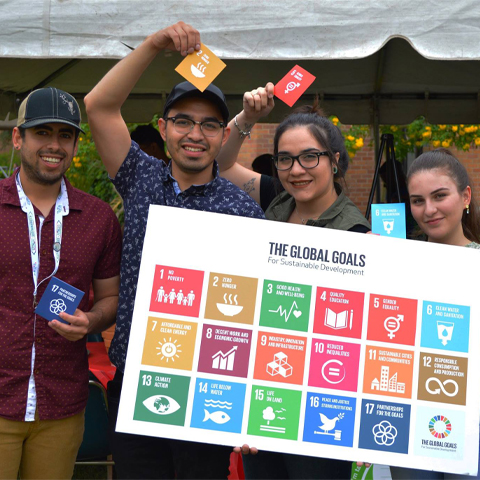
[15,173,69,306]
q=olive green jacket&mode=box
[265,184,371,232]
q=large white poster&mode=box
[117,205,480,476]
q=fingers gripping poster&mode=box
[117,206,480,476]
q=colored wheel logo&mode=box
[429,415,452,438]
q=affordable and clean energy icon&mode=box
[373,420,398,446]
[211,346,237,371]
[371,366,406,394]
[216,293,244,317]
[314,412,344,440]
[383,219,394,234]
[269,300,302,322]
[156,338,182,362]
[437,321,455,346]
[384,315,404,339]
[324,308,353,330]
[267,352,293,378]
[260,406,287,433]
[203,399,232,424]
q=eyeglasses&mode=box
[166,117,225,137]
[273,151,329,171]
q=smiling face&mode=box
[408,168,471,245]
[13,123,77,187]
[276,126,338,208]
[158,97,230,188]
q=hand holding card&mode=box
[175,43,226,92]
[35,277,85,324]
[275,65,316,107]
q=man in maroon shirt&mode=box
[0,87,122,479]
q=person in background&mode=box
[390,148,479,480]
[130,124,168,163]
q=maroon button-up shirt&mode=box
[0,172,122,421]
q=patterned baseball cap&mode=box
[17,87,85,133]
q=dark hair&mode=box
[273,98,349,181]
[130,124,164,149]
[407,148,480,243]
[252,153,276,177]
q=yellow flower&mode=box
[442,140,450,148]
[347,135,355,141]
[459,130,465,136]
[452,126,458,132]
[391,126,398,132]
[348,151,355,158]
[331,116,339,125]
[460,124,464,128]
[79,137,83,141]
[475,138,480,146]
[415,141,423,147]
[425,126,432,131]
[438,125,446,130]
[432,140,440,147]
[355,138,364,148]
[463,144,470,151]
[422,131,431,138]
[75,162,82,167]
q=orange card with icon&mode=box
[274,65,316,107]
[175,43,226,92]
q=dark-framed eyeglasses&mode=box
[166,117,225,137]
[273,151,329,171]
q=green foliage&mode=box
[331,116,480,160]
[65,124,123,222]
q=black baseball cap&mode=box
[163,81,229,123]
[17,87,85,133]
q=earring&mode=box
[333,166,338,174]
[466,204,470,214]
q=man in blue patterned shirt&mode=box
[85,21,264,479]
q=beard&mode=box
[20,151,66,186]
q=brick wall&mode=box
[237,123,480,214]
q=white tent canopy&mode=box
[2,0,480,126]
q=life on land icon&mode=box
[212,346,237,371]
[261,406,287,434]
[314,412,344,440]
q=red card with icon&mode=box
[274,65,316,107]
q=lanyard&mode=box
[15,173,69,307]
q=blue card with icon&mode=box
[371,203,406,239]
[35,276,85,324]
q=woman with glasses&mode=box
[219,82,370,233]
[225,84,369,479]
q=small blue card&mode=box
[371,203,406,239]
[35,276,85,324]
